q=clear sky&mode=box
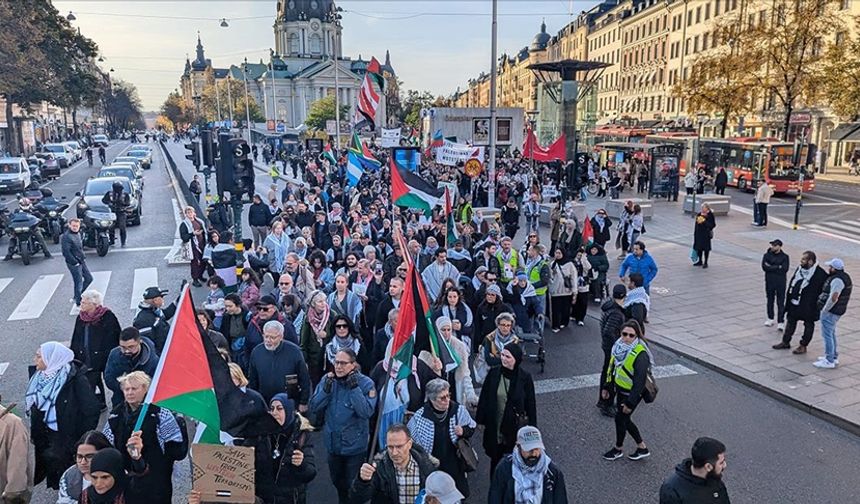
[54,1,600,111]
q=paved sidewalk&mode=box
[817,171,860,184]
[580,195,860,432]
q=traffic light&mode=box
[216,132,235,196]
[230,138,255,198]
[184,140,200,168]
[200,129,217,167]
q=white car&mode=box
[63,141,82,160]
[92,134,109,148]
[0,158,32,193]
[42,143,74,168]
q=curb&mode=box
[158,142,191,265]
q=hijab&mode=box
[269,393,297,433]
[85,448,127,504]
[25,342,74,431]
[501,342,523,380]
[552,249,571,268]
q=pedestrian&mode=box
[195,309,229,351]
[423,317,478,409]
[692,202,716,269]
[619,241,659,295]
[349,424,437,504]
[753,180,774,226]
[496,237,522,288]
[500,199,520,239]
[488,426,569,504]
[0,400,33,504]
[623,273,650,327]
[264,394,317,504]
[421,471,464,504]
[473,286,512,354]
[815,258,852,369]
[421,249,461,302]
[248,194,274,249]
[80,448,140,504]
[762,239,790,330]
[571,248,592,326]
[475,343,537,476]
[590,209,612,249]
[61,218,93,307]
[407,379,477,498]
[523,193,541,235]
[57,430,112,504]
[247,320,311,408]
[684,170,696,196]
[203,276,226,327]
[714,167,728,195]
[597,284,628,417]
[772,251,827,354]
[309,349,377,504]
[101,181,129,247]
[189,174,203,203]
[264,221,293,285]
[626,204,644,253]
[659,437,730,504]
[70,290,121,410]
[179,207,208,288]
[602,320,653,462]
[132,286,178,354]
[26,342,100,489]
[548,248,576,332]
[587,244,610,302]
[103,371,186,504]
[103,328,159,409]
[238,269,262,312]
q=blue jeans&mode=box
[68,262,93,305]
[820,311,841,363]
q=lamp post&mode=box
[242,57,252,143]
[526,109,539,175]
[487,0,498,208]
[214,79,223,123]
[333,9,343,150]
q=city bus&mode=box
[644,131,699,177]
[592,126,654,144]
[698,137,815,193]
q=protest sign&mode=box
[192,444,256,503]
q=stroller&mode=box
[519,313,546,373]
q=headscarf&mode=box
[84,448,127,504]
[270,393,297,433]
[325,319,361,366]
[306,291,331,344]
[25,342,74,431]
[501,342,523,380]
[552,249,571,267]
[512,446,551,504]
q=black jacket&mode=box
[248,202,274,227]
[600,300,627,351]
[475,366,537,455]
[693,211,716,252]
[132,301,177,354]
[607,346,650,409]
[104,337,160,409]
[715,170,729,188]
[374,294,399,332]
[348,444,437,504]
[475,300,514,344]
[761,249,790,287]
[60,229,86,266]
[785,265,828,321]
[262,418,317,504]
[590,216,613,248]
[247,341,311,406]
[70,309,122,373]
[659,459,731,504]
[488,454,568,504]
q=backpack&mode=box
[642,367,658,403]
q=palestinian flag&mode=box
[350,132,381,171]
[412,263,461,373]
[582,213,594,245]
[322,143,337,166]
[444,187,458,247]
[204,243,239,293]
[142,285,255,443]
[390,157,443,214]
[367,56,385,91]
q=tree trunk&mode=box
[719,114,729,138]
[72,108,78,138]
[782,101,793,142]
[5,98,18,156]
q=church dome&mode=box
[278,0,336,22]
[529,20,550,52]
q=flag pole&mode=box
[368,355,396,461]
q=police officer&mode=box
[102,181,130,247]
[132,285,180,354]
[3,198,52,260]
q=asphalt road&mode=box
[4,149,860,503]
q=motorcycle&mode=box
[36,199,69,244]
[80,208,115,257]
[6,212,45,265]
[0,207,10,240]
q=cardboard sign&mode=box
[191,444,256,503]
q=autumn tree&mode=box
[399,89,436,128]
[101,80,144,131]
[304,94,350,131]
[160,91,189,130]
[821,17,860,120]
[198,79,264,125]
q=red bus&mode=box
[592,126,654,144]
[644,132,699,177]
[698,137,815,193]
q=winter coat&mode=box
[693,211,716,252]
[590,216,613,248]
[248,201,274,227]
[715,170,728,189]
[374,295,400,332]
[308,372,376,456]
[60,229,86,267]
[619,251,659,288]
[549,260,577,297]
[260,415,316,504]
[600,300,627,351]
[348,444,437,504]
[474,300,514,346]
[488,454,568,504]
[475,366,537,456]
[0,405,33,501]
[247,341,311,406]
[659,459,731,504]
[245,312,295,362]
[103,337,159,409]
[418,336,478,408]
[132,301,176,354]
[70,309,122,373]
[762,249,790,288]
[785,265,828,321]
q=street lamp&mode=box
[242,57,252,143]
[67,11,76,21]
[333,12,343,149]
[526,109,540,175]
[220,18,229,28]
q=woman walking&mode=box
[571,248,593,326]
[602,320,653,462]
[626,204,644,253]
[693,203,716,269]
[548,248,576,332]
[178,206,208,287]
[299,290,332,387]
[70,290,121,410]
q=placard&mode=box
[191,444,255,504]
[473,119,490,144]
[435,140,485,166]
[496,118,512,143]
[380,128,402,148]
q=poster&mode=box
[435,140,485,166]
[393,147,421,172]
[380,128,402,148]
[191,444,255,504]
[472,119,490,144]
[496,118,512,143]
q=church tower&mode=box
[274,0,341,59]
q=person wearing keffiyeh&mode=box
[488,426,569,504]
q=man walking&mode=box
[815,258,852,369]
[523,193,542,235]
[761,239,790,330]
[619,241,659,295]
[61,218,93,307]
[772,251,827,354]
[488,426,569,504]
[659,437,730,504]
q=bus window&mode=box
[768,146,797,179]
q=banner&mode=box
[380,128,402,148]
[435,140,485,166]
[192,444,255,503]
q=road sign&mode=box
[276,122,286,133]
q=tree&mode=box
[741,0,842,140]
[101,79,144,131]
[399,89,435,128]
[160,91,189,130]
[198,79,264,125]
[304,94,350,131]
[155,115,175,133]
[821,18,860,120]
[673,10,755,137]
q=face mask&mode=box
[524,455,541,467]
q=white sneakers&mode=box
[764,319,775,327]
[813,358,838,369]
[777,323,785,331]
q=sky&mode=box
[54,1,600,111]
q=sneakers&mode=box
[764,319,775,327]
[552,328,560,333]
[627,447,651,460]
[813,358,837,369]
[602,448,623,461]
[594,298,602,304]
[577,321,585,327]
[817,356,840,365]
[777,323,785,332]
[792,345,807,355]
[772,342,791,350]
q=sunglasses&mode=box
[259,306,275,311]
[335,324,349,329]
[278,282,291,286]
[621,331,637,337]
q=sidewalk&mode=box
[581,195,860,433]
[816,171,860,185]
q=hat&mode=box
[142,287,168,300]
[516,271,528,280]
[769,239,783,247]
[475,265,488,275]
[257,294,278,307]
[486,284,502,296]
[516,425,545,452]
[332,202,342,208]
[825,258,845,271]
[424,471,464,504]
[612,284,628,300]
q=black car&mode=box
[30,153,61,180]
[77,176,142,226]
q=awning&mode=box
[595,116,616,126]
[830,123,860,142]
[638,120,661,128]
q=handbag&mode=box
[456,438,479,472]
[642,367,659,403]
[473,346,489,385]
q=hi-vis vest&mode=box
[527,259,547,296]
[496,249,519,283]
[607,343,647,392]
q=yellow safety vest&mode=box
[496,250,519,283]
[607,343,646,392]
[527,259,547,296]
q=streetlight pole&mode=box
[271,59,278,123]
[227,78,235,125]
[526,109,539,177]
[242,57,252,143]
[333,15,342,150]
[488,0,498,208]
[215,79,223,123]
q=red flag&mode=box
[582,214,594,245]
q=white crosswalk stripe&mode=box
[130,267,158,309]
[0,278,12,297]
[808,220,860,243]
[8,274,64,321]
[534,364,697,395]
[69,271,112,315]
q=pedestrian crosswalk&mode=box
[807,219,860,244]
[0,267,163,322]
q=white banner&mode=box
[380,128,401,148]
[435,140,485,166]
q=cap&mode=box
[486,284,502,296]
[516,272,528,280]
[257,294,278,307]
[612,284,628,300]
[825,258,845,271]
[516,426,544,451]
[424,471,464,504]
[474,265,488,275]
[769,239,783,247]
[142,287,168,300]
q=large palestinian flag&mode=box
[390,157,443,214]
[142,285,256,443]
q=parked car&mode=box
[77,176,142,225]
[30,153,61,180]
[42,143,74,168]
[63,141,82,160]
[0,158,32,193]
[91,134,109,147]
